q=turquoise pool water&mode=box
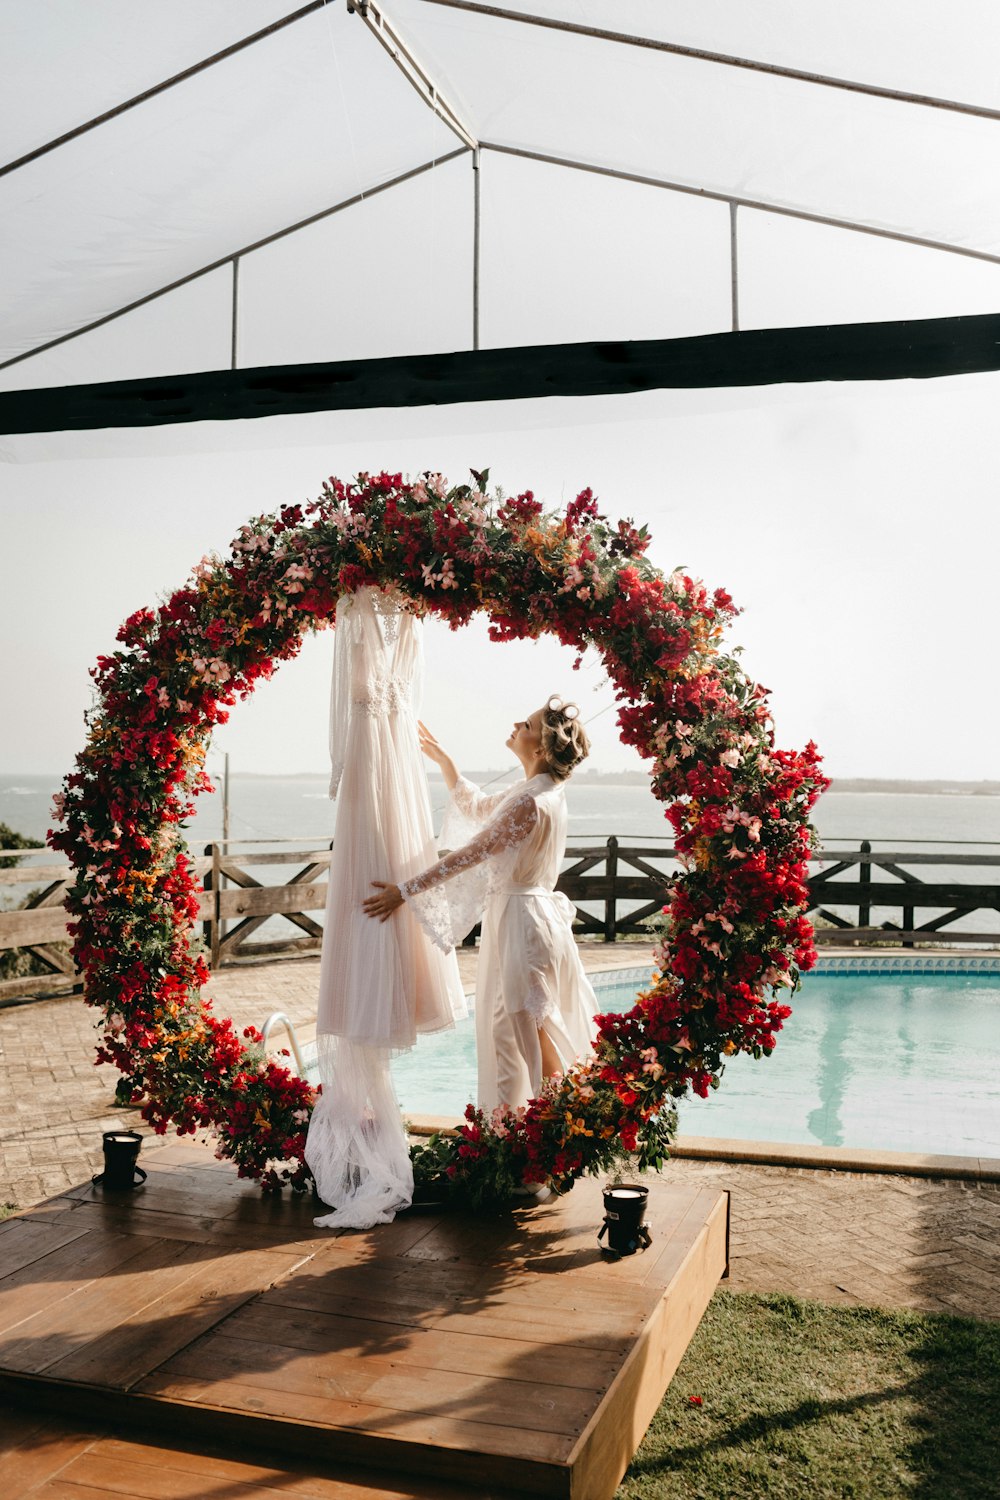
[385,964,1000,1159]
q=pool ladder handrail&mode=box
[260,1011,309,1078]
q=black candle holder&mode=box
[598,1181,651,1258]
[92,1130,147,1191]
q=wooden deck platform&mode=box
[0,1142,729,1500]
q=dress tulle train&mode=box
[307,1037,413,1229]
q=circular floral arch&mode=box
[51,472,826,1199]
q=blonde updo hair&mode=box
[540,695,590,782]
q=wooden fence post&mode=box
[902,900,915,949]
[859,839,871,929]
[604,835,618,943]
[210,843,223,969]
[202,843,214,958]
[201,843,222,970]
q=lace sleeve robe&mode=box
[401,772,598,1112]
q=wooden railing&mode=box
[201,843,332,967]
[2,837,998,1003]
[462,835,676,945]
[809,840,1000,947]
[0,857,82,1003]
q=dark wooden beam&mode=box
[2,311,1000,435]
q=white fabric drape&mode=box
[307,1037,415,1231]
[306,588,466,1229]
[401,773,599,1112]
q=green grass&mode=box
[620,1290,1000,1500]
[0,1202,18,1221]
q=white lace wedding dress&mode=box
[305,588,466,1229]
[401,772,598,1111]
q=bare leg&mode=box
[538,1024,561,1080]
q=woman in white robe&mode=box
[364,697,598,1112]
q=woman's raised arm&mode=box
[417,721,459,790]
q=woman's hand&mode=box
[363,881,403,922]
[417,720,447,766]
[417,721,459,790]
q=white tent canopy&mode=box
[2,0,999,398]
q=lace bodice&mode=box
[354,672,406,719]
[329,588,421,797]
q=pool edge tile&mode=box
[586,955,1000,980]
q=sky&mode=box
[2,3,1000,786]
[2,370,999,785]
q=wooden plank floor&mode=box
[0,1406,532,1500]
[0,1142,728,1500]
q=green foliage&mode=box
[408,1130,457,1199]
[408,1124,524,1210]
[0,821,43,870]
[632,1104,679,1173]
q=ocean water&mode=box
[5,771,1000,850]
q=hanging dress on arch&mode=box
[400,772,598,1113]
[304,588,466,1229]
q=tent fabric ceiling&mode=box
[1,0,998,386]
[391,0,1000,251]
[457,1,1000,108]
[0,0,299,163]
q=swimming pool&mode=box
[380,959,1000,1159]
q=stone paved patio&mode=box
[2,946,998,1322]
